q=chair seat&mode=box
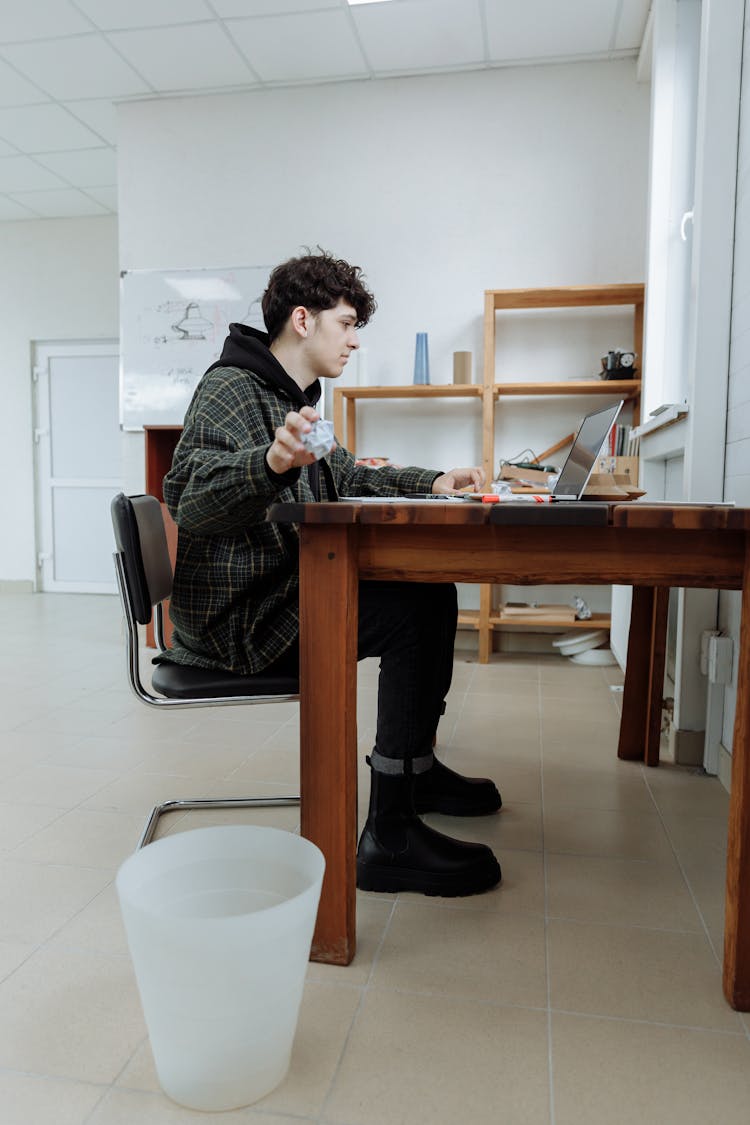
[151,660,299,701]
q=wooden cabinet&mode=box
[333,283,644,662]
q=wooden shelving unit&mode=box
[477,283,644,660]
[332,383,482,455]
[336,284,644,662]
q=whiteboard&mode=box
[120,265,272,430]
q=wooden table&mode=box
[267,499,750,1011]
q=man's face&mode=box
[305,299,359,379]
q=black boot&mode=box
[413,757,502,817]
[356,765,501,896]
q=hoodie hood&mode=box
[207,323,322,409]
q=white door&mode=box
[33,341,121,593]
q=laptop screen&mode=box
[551,401,624,501]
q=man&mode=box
[162,250,502,897]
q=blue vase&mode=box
[413,332,430,385]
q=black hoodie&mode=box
[207,322,336,500]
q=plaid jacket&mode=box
[161,364,441,674]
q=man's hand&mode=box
[266,406,325,475]
[432,467,486,494]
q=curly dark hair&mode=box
[262,249,376,342]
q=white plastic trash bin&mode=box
[116,825,325,1112]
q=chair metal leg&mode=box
[137,795,301,848]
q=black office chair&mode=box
[110,492,300,848]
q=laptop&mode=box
[549,400,624,501]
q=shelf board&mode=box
[493,380,640,396]
[335,384,482,400]
[459,609,611,631]
[487,284,645,310]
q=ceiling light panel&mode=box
[353,0,484,72]
[0,36,151,100]
[228,10,368,83]
[0,155,65,192]
[74,0,213,30]
[108,24,256,92]
[0,195,38,219]
[0,0,91,43]
[35,147,117,187]
[7,187,109,217]
[484,0,615,62]
[0,58,47,106]
[0,105,105,151]
[84,185,118,211]
[63,100,119,145]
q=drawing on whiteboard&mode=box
[171,302,214,340]
[121,265,273,430]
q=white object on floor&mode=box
[551,628,610,656]
[570,647,618,666]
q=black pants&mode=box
[266,581,458,775]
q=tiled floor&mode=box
[1,592,748,1124]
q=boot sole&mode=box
[356,855,501,897]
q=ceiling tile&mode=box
[0,137,17,156]
[615,0,652,51]
[0,1,91,43]
[353,0,484,72]
[0,194,39,219]
[214,0,338,14]
[485,0,618,62]
[35,147,117,187]
[228,10,368,82]
[0,58,48,106]
[83,185,118,211]
[108,24,256,92]
[0,35,152,99]
[74,0,213,30]
[7,187,110,217]
[0,155,66,192]
[63,99,119,144]
[0,105,104,152]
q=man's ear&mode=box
[290,306,314,338]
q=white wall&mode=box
[0,216,119,583]
[118,62,649,476]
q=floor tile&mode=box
[90,1086,302,1122]
[307,894,395,984]
[0,945,145,1083]
[546,852,703,931]
[370,899,547,1007]
[0,1071,105,1125]
[542,762,653,812]
[0,858,111,943]
[0,803,67,851]
[543,805,674,861]
[0,764,120,809]
[11,808,143,869]
[548,917,740,1029]
[325,989,550,1125]
[552,1011,750,1125]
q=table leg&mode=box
[299,524,359,965]
[723,546,750,1010]
[618,585,668,766]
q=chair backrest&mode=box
[111,493,173,624]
